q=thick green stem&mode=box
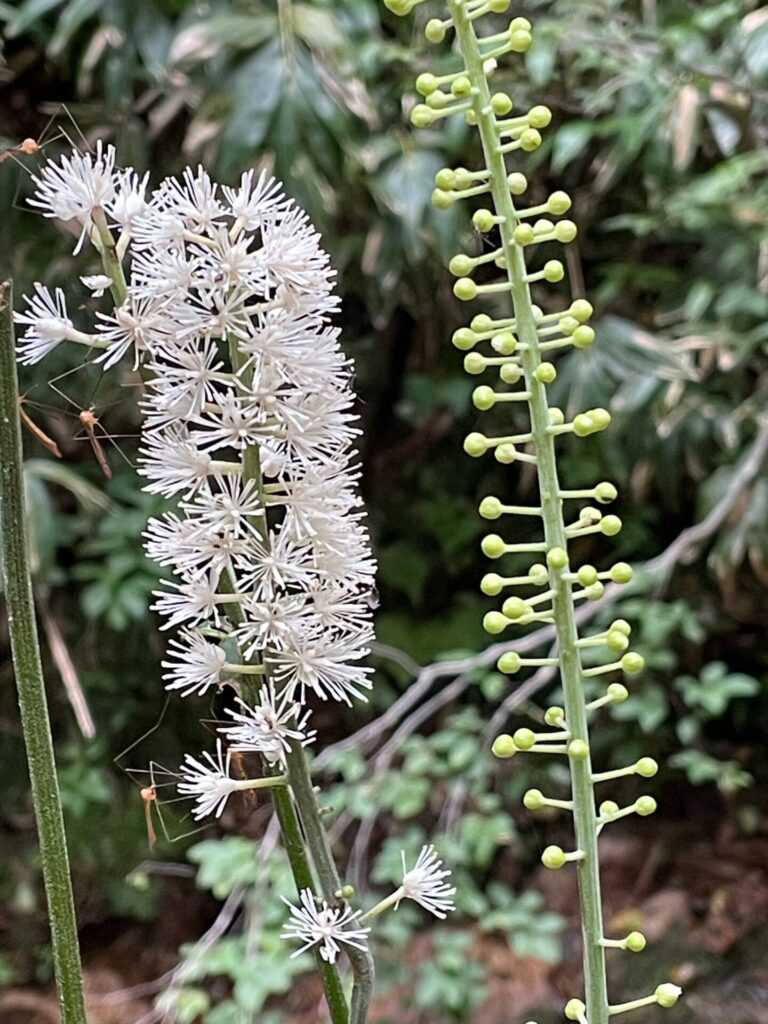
[448,9,609,1023]
[0,280,88,1024]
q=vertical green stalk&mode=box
[0,280,88,1024]
[444,8,608,1020]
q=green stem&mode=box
[0,280,88,1024]
[91,208,128,307]
[448,8,609,1024]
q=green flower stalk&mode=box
[384,2,682,1022]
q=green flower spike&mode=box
[387,1,682,1022]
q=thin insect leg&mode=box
[148,762,208,844]
[113,695,170,773]
[18,398,63,457]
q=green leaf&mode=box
[551,121,592,172]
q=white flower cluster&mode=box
[15,146,377,821]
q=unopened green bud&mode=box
[636,795,657,816]
[491,92,513,115]
[492,733,517,758]
[600,800,619,816]
[507,172,527,195]
[543,259,564,282]
[471,314,493,332]
[489,0,511,11]
[611,618,632,636]
[573,325,595,349]
[425,18,446,42]
[528,104,552,128]
[514,223,536,246]
[481,573,504,596]
[529,562,549,585]
[577,564,598,586]
[495,443,517,463]
[607,682,629,702]
[453,328,477,352]
[564,999,586,1021]
[491,330,517,354]
[570,299,594,322]
[482,533,505,558]
[568,738,589,760]
[611,562,633,584]
[449,253,474,277]
[547,546,568,570]
[559,315,580,334]
[534,362,557,383]
[479,496,503,519]
[510,28,533,52]
[524,788,545,810]
[416,72,439,95]
[621,652,645,674]
[600,515,622,536]
[635,757,658,778]
[591,407,611,430]
[655,984,682,1008]
[464,352,485,374]
[555,220,578,243]
[502,596,529,620]
[548,190,572,215]
[432,188,454,210]
[473,386,496,411]
[499,365,522,385]
[544,705,565,726]
[435,167,456,190]
[484,611,508,635]
[520,128,542,151]
[497,651,521,674]
[510,17,532,31]
[464,432,488,457]
[454,278,478,301]
[542,845,566,869]
[473,208,495,232]
[594,481,617,503]
[585,582,605,600]
[548,407,565,425]
[412,104,435,127]
[427,90,449,110]
[625,931,647,952]
[606,630,629,652]
[451,75,472,98]
[513,727,536,750]
[339,884,356,900]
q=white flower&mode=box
[282,889,370,964]
[107,168,149,233]
[219,684,315,762]
[177,739,239,819]
[14,283,75,364]
[151,572,242,630]
[95,294,173,369]
[137,426,214,498]
[81,274,112,297]
[396,846,456,919]
[162,629,228,696]
[222,169,290,231]
[29,142,116,252]
[268,625,374,706]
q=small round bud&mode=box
[600,515,623,536]
[465,109,478,125]
[497,651,522,674]
[495,443,517,464]
[510,17,532,31]
[542,845,566,870]
[528,104,552,128]
[481,573,504,596]
[492,734,517,758]
[513,727,536,750]
[625,931,647,953]
[514,223,536,246]
[502,596,529,620]
[555,220,578,243]
[520,128,542,152]
[432,188,454,210]
[454,278,478,301]
[544,705,565,727]
[529,563,549,585]
[473,386,496,411]
[533,218,554,236]
[564,999,586,1021]
[543,259,564,282]
[607,682,629,702]
[453,163,472,183]
[411,104,435,127]
[416,72,438,95]
[579,505,602,525]
[568,738,589,760]
[451,75,472,98]
[547,190,572,215]
[426,90,449,110]
[435,168,456,191]
[524,788,545,810]
[606,630,630,652]
[449,254,474,277]
[499,365,522,385]
[573,325,596,349]
[635,757,658,778]
[548,406,565,425]
[621,652,645,674]
[577,564,598,586]
[534,362,557,383]
[471,314,493,332]
[655,984,682,1008]
[464,432,488,457]
[484,611,508,635]
[507,172,527,195]
[585,582,605,600]
[491,92,513,115]
[573,413,595,437]
[547,546,568,570]
[491,331,517,354]
[479,496,503,519]
[559,315,580,334]
[636,795,657,816]
[594,481,618,504]
[425,18,446,42]
[599,800,619,816]
[340,884,355,900]
[570,299,594,322]
[464,352,485,374]
[510,28,533,52]
[453,328,476,350]
[590,407,611,430]
[481,533,505,558]
[473,208,495,233]
[611,562,633,584]
[488,0,510,12]
[611,618,632,636]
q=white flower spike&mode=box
[282,889,370,964]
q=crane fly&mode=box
[0,137,42,164]
[78,407,112,479]
[18,396,62,458]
